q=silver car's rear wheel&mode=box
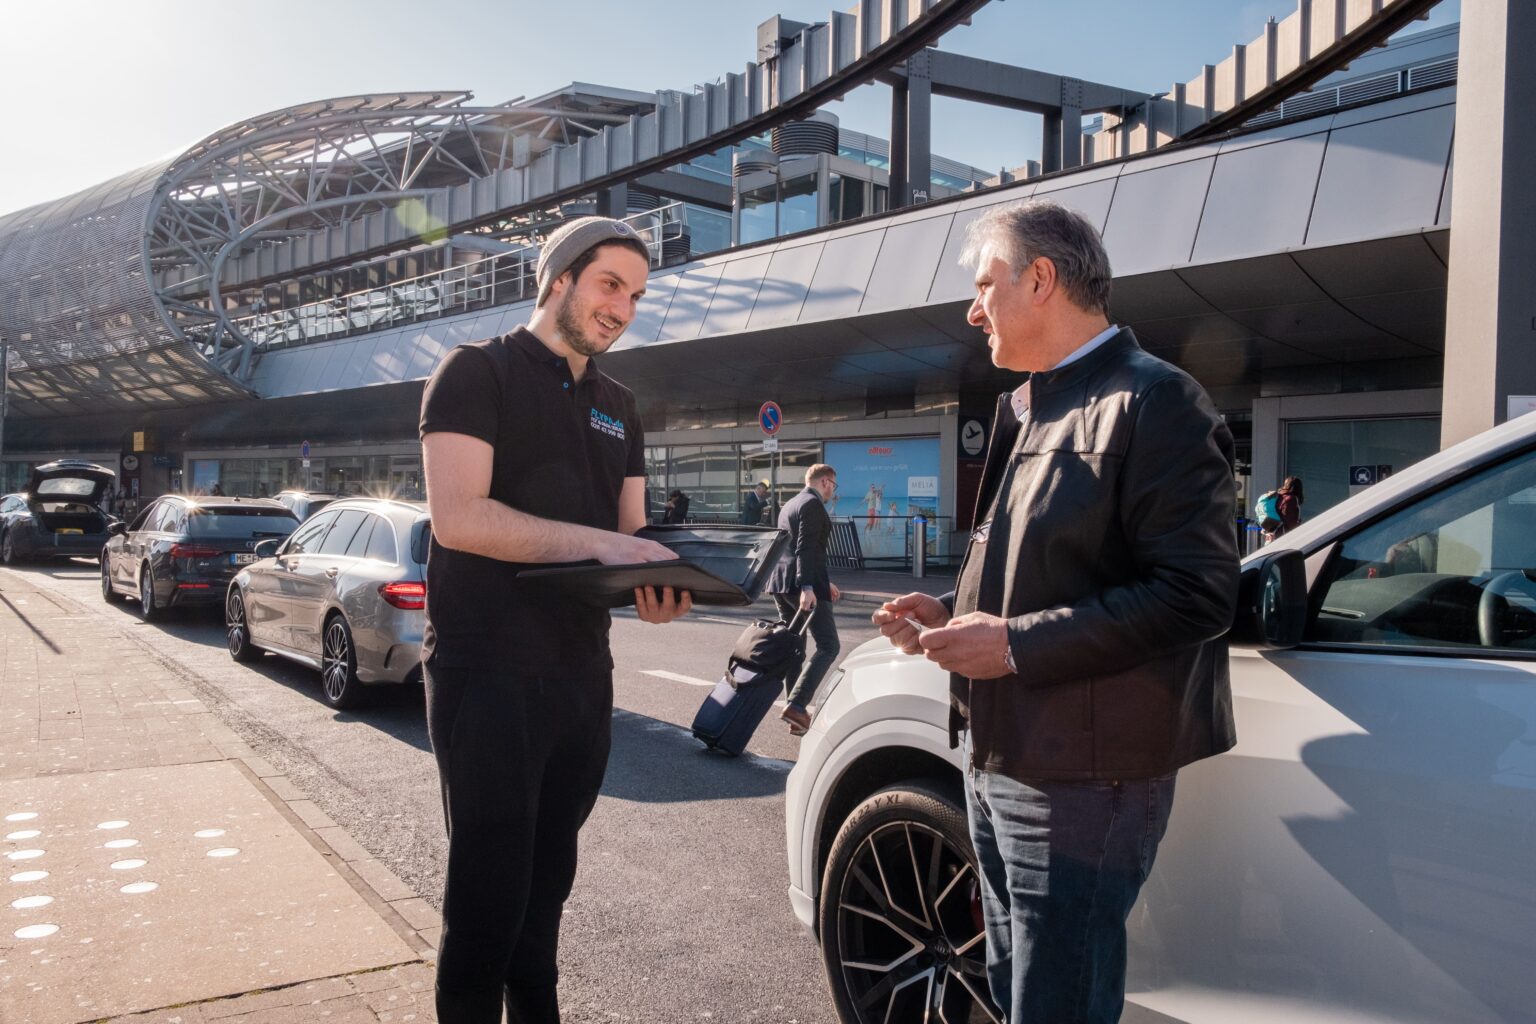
[819,782,1000,1024]
[225,588,260,662]
[320,615,362,710]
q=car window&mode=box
[345,515,378,558]
[283,510,338,555]
[36,478,99,497]
[1308,446,1536,653]
[410,520,431,566]
[1,497,21,513]
[146,502,178,532]
[187,509,296,538]
[129,502,159,532]
[319,510,368,555]
[365,517,399,564]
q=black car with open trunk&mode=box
[0,460,119,563]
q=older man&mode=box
[420,217,691,1023]
[874,200,1238,1024]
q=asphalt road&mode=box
[21,558,886,1024]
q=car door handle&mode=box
[324,566,340,579]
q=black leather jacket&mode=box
[949,330,1239,781]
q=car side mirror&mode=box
[254,538,282,559]
[1228,548,1307,649]
[107,522,127,537]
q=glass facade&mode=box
[1285,416,1442,518]
[184,454,425,500]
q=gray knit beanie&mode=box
[535,216,648,306]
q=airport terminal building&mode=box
[0,0,1527,565]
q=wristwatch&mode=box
[1002,636,1018,675]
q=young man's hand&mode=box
[871,593,950,655]
[634,586,692,624]
[600,533,678,565]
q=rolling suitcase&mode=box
[691,610,811,756]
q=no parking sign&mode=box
[759,401,782,436]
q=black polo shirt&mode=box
[419,327,645,675]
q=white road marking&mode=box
[640,669,714,687]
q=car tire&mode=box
[320,614,363,710]
[2,530,19,565]
[101,557,124,604]
[818,780,1001,1024]
[138,564,160,622]
[225,586,260,663]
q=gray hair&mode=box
[958,199,1112,315]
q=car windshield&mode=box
[186,511,297,538]
[36,478,99,497]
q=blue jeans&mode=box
[963,736,1176,1024]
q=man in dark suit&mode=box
[768,463,841,734]
[741,481,769,525]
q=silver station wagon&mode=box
[786,412,1536,1024]
[225,497,429,709]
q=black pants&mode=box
[425,661,613,1024]
[772,593,841,709]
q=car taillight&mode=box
[169,544,219,559]
[379,580,426,610]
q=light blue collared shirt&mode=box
[1009,324,1120,420]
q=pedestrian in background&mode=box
[741,480,769,525]
[663,489,690,524]
[1276,476,1304,535]
[768,464,841,735]
[420,216,692,1024]
[873,199,1238,1024]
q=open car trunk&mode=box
[34,506,108,535]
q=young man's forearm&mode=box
[434,496,623,564]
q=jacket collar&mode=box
[1013,327,1141,399]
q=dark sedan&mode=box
[102,495,299,620]
[0,460,119,563]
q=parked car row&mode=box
[92,488,427,711]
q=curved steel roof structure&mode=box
[0,0,1439,420]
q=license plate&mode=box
[56,528,83,535]
[231,553,256,565]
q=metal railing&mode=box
[189,203,694,357]
[1244,55,1456,129]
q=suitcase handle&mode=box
[785,607,814,635]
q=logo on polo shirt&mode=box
[590,407,626,440]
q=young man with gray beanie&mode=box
[420,216,691,1023]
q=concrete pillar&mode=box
[1440,0,1536,447]
[903,49,933,207]
[889,81,908,209]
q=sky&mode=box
[0,0,1460,217]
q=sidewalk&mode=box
[0,572,439,1024]
[829,568,955,606]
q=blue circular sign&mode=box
[301,440,311,458]
[759,401,782,437]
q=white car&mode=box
[787,413,1536,1024]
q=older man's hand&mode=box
[871,593,950,655]
[917,611,1012,679]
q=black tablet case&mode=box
[516,524,789,608]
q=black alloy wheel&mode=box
[101,556,124,604]
[819,782,1001,1024]
[320,614,362,710]
[138,564,160,622]
[225,587,260,662]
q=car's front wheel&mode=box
[819,781,1000,1024]
[320,614,363,710]
[2,530,20,565]
[101,557,124,604]
[225,587,260,662]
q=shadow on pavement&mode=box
[602,708,788,804]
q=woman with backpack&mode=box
[1276,476,1304,535]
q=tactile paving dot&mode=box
[95,821,129,831]
[119,882,158,895]
[206,848,240,858]
[6,830,41,841]
[12,895,53,909]
[193,829,226,839]
[103,839,138,849]
[7,849,44,861]
[14,923,59,939]
[109,859,146,871]
[9,870,48,883]
[4,812,38,823]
